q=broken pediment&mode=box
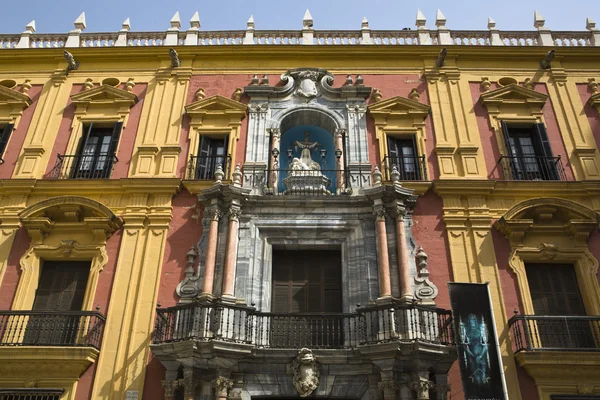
[0,85,32,108]
[480,83,548,107]
[368,96,431,118]
[185,95,247,118]
[70,84,138,107]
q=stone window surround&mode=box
[13,196,122,311]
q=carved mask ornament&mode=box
[291,348,320,397]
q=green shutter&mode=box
[0,124,14,158]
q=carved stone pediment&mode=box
[185,94,247,119]
[368,96,431,119]
[244,68,372,101]
[480,83,548,107]
[70,84,138,107]
[0,85,32,108]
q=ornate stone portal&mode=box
[291,348,320,397]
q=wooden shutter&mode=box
[500,120,516,157]
[108,122,123,156]
[526,264,586,316]
[532,123,558,179]
[387,136,400,159]
[76,123,94,156]
[0,123,14,158]
[32,261,90,311]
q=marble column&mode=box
[334,128,346,192]
[374,205,392,299]
[395,207,413,301]
[213,376,233,400]
[268,128,280,191]
[201,207,222,299]
[180,368,196,400]
[222,205,241,299]
[378,370,397,400]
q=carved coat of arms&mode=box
[295,70,319,99]
[290,348,320,397]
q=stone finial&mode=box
[189,12,200,29]
[588,78,598,94]
[390,165,400,182]
[21,79,32,94]
[534,10,546,29]
[487,17,497,30]
[84,78,94,90]
[355,75,364,85]
[435,9,447,28]
[372,88,382,102]
[250,75,259,85]
[232,164,243,186]
[24,20,36,33]
[414,245,438,305]
[523,78,534,89]
[170,11,181,30]
[408,88,420,100]
[303,9,314,29]
[233,88,243,101]
[74,12,86,31]
[587,17,597,31]
[345,75,353,85]
[481,77,491,91]
[247,15,255,30]
[243,15,255,44]
[121,18,131,32]
[195,87,205,100]
[372,166,382,187]
[415,9,427,29]
[214,164,225,183]
[361,17,369,29]
[125,78,135,92]
[260,74,269,86]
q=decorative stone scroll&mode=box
[413,246,438,305]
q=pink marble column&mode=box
[221,205,241,298]
[269,128,280,190]
[334,129,345,192]
[201,208,221,298]
[374,206,392,298]
[395,208,413,301]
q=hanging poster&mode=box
[448,282,507,400]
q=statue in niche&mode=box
[294,131,321,170]
[295,70,319,99]
[291,348,320,397]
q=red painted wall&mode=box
[142,189,202,399]
[179,75,253,178]
[1,85,43,178]
[0,227,30,309]
[577,83,600,151]
[43,83,147,179]
[470,82,575,180]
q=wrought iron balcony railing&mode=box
[0,310,106,349]
[382,155,428,181]
[509,315,600,352]
[187,154,232,180]
[49,153,118,179]
[0,389,64,400]
[498,155,567,181]
[153,302,454,349]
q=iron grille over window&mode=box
[187,136,229,180]
[383,136,427,181]
[0,389,64,400]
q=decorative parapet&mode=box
[1,10,598,49]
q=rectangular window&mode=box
[71,122,122,179]
[386,136,423,180]
[0,389,64,400]
[193,135,228,180]
[23,261,91,346]
[500,122,560,180]
[0,123,14,163]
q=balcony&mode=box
[0,310,105,348]
[186,154,232,180]
[509,314,600,352]
[152,301,454,349]
[381,155,427,181]
[498,155,567,181]
[0,311,106,387]
[49,153,118,179]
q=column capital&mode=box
[212,376,233,397]
[228,205,242,222]
[161,380,180,398]
[373,205,386,221]
[268,128,281,139]
[206,207,222,221]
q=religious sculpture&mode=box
[284,132,331,194]
[291,348,320,397]
[459,314,491,386]
[294,131,321,170]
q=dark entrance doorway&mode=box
[270,249,343,348]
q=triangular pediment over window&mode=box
[368,96,431,118]
[70,84,138,107]
[0,85,32,109]
[480,84,548,107]
[185,95,247,118]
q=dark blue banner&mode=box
[449,282,507,400]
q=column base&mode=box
[375,295,394,305]
[397,294,414,304]
[219,294,238,305]
[198,293,216,303]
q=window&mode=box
[192,135,229,180]
[0,124,14,163]
[71,122,122,179]
[386,136,423,180]
[24,261,90,345]
[0,389,64,400]
[500,122,560,180]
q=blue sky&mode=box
[2,0,598,33]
